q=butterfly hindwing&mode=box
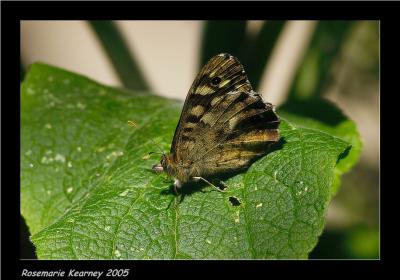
[191,94,279,177]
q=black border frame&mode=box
[2,1,395,279]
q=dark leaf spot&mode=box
[229,196,241,206]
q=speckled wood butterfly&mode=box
[153,53,280,194]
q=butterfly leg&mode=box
[173,179,183,196]
[218,180,229,191]
[192,177,226,193]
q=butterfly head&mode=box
[152,153,177,175]
[152,153,167,173]
[152,153,194,188]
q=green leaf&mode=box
[22,64,352,259]
[88,20,150,91]
[278,98,362,195]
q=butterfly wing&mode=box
[170,53,248,160]
[170,53,280,177]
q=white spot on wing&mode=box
[219,79,230,87]
[191,105,205,117]
[211,95,224,106]
[229,116,240,129]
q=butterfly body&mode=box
[158,153,196,188]
[153,53,280,193]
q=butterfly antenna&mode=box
[127,120,165,157]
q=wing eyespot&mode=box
[210,76,222,86]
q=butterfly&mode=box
[153,53,280,195]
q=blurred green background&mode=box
[20,20,379,259]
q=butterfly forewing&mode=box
[171,54,250,157]
[166,53,280,184]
